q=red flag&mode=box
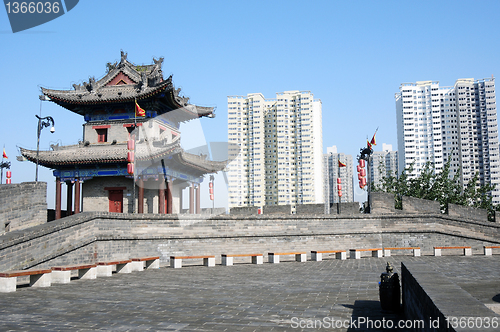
[370,132,377,146]
[367,140,372,149]
[2,149,7,159]
[135,100,146,117]
[338,160,346,167]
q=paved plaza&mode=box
[1,255,500,331]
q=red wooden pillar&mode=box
[138,179,144,214]
[74,179,80,214]
[66,181,73,216]
[166,179,173,214]
[158,180,165,214]
[189,183,194,214]
[55,177,61,220]
[195,184,200,214]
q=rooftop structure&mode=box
[21,52,226,218]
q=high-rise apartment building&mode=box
[370,143,398,188]
[395,78,499,204]
[324,146,354,206]
[227,91,324,208]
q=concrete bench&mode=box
[434,246,472,256]
[268,252,307,264]
[311,250,346,261]
[0,268,52,292]
[51,264,97,283]
[96,260,132,277]
[221,254,263,266]
[170,255,215,268]
[349,248,383,259]
[484,246,500,256]
[130,256,160,271]
[383,247,421,257]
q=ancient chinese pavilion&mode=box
[21,51,226,219]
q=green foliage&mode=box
[372,158,497,218]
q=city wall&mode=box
[1,209,500,272]
[0,182,47,235]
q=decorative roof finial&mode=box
[120,50,128,64]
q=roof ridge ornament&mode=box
[119,50,128,68]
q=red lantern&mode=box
[6,171,11,178]
[360,178,367,187]
[337,184,342,190]
[127,151,134,163]
[338,190,342,197]
[127,163,134,175]
[337,178,341,184]
[360,169,366,177]
[209,188,214,194]
[357,165,361,172]
[359,159,365,168]
[127,139,135,150]
[6,179,11,184]
[209,182,213,188]
[210,194,214,200]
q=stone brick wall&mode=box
[402,262,499,330]
[296,204,325,215]
[448,203,488,222]
[370,192,398,214]
[82,177,135,213]
[335,202,360,215]
[1,211,500,272]
[0,182,47,234]
[264,204,291,215]
[229,206,260,215]
[402,196,441,214]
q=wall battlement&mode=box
[1,210,499,272]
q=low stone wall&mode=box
[370,192,398,214]
[402,196,441,214]
[448,203,488,222]
[402,262,499,331]
[0,182,47,234]
[229,206,260,215]
[296,204,325,215]
[264,204,291,215]
[1,212,500,272]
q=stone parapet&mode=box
[229,206,259,215]
[296,204,325,215]
[402,262,500,331]
[448,203,488,222]
[1,212,500,273]
[402,196,441,214]
[0,182,47,234]
[370,192,398,214]
[264,205,291,215]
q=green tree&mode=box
[372,158,497,218]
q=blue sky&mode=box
[1,0,500,208]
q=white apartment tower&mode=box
[370,143,398,188]
[227,91,324,208]
[395,78,500,204]
[324,146,354,205]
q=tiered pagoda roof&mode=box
[40,51,214,122]
[20,142,226,175]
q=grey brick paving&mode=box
[0,255,499,331]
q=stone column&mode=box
[158,180,165,214]
[179,186,183,214]
[196,184,201,214]
[66,181,73,216]
[189,183,194,214]
[166,178,173,214]
[74,179,80,214]
[55,177,62,220]
[138,179,144,214]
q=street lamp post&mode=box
[35,115,55,182]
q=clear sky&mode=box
[1,0,500,208]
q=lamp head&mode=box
[50,126,55,133]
